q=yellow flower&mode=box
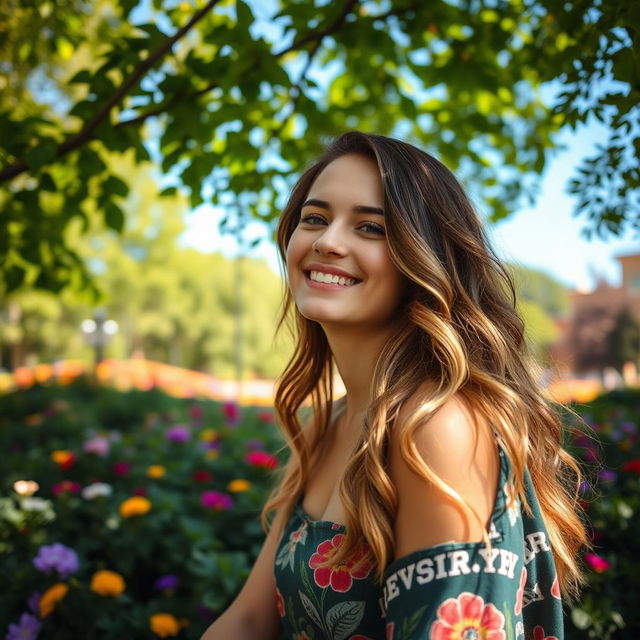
[119,496,152,518]
[51,450,73,465]
[200,428,219,442]
[150,613,180,637]
[227,479,251,493]
[147,465,166,478]
[205,450,219,460]
[90,570,126,596]
[39,583,68,618]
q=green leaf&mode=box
[25,140,58,171]
[104,201,125,232]
[103,175,129,198]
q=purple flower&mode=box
[245,439,265,451]
[6,612,41,640]
[620,421,637,435]
[203,440,221,452]
[154,574,180,591]
[579,480,590,494]
[598,468,617,483]
[200,491,233,511]
[165,425,191,443]
[83,436,110,457]
[33,543,79,579]
[27,592,41,615]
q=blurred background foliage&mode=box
[1,0,638,298]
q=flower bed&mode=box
[0,377,284,639]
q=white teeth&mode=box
[309,271,356,286]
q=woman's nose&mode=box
[312,223,348,256]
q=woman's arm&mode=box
[200,504,287,640]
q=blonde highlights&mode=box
[262,132,587,601]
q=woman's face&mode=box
[286,153,408,331]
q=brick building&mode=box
[549,252,640,376]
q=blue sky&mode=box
[178,117,638,292]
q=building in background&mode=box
[549,252,640,380]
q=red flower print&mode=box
[308,534,372,592]
[430,592,506,640]
[514,566,527,615]
[550,575,561,599]
[386,622,394,640]
[274,585,285,618]
[533,625,559,640]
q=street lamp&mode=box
[81,308,118,371]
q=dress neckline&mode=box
[295,494,347,531]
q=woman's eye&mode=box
[300,213,325,225]
[360,222,385,235]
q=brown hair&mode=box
[262,131,587,600]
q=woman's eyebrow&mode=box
[301,198,384,216]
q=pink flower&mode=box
[245,451,278,469]
[514,566,527,615]
[533,626,559,640]
[190,404,203,422]
[83,437,110,457]
[200,491,233,511]
[430,592,505,640]
[223,401,240,424]
[309,534,372,592]
[258,411,273,423]
[112,461,131,476]
[550,575,561,599]
[584,552,610,573]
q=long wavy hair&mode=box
[262,131,587,600]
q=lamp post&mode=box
[81,308,118,374]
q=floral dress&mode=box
[273,446,563,640]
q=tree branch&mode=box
[0,0,221,183]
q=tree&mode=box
[608,306,640,372]
[1,0,638,296]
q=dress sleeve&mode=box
[382,536,524,640]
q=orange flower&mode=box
[119,496,152,517]
[39,583,68,618]
[147,465,166,478]
[90,570,126,596]
[227,479,251,493]
[51,450,76,469]
[150,613,180,637]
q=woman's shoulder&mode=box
[388,384,500,557]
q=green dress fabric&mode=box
[273,446,564,640]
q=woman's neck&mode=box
[323,323,395,423]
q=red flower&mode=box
[308,534,372,592]
[52,480,81,496]
[193,470,213,483]
[550,575,561,599]
[113,461,131,476]
[430,592,505,640]
[622,458,640,473]
[533,626,559,640]
[275,585,285,617]
[385,622,394,640]
[514,566,527,615]
[258,411,273,423]
[245,451,278,469]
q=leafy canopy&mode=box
[1,0,638,296]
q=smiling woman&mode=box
[200,132,588,640]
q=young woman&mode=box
[201,132,587,640]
